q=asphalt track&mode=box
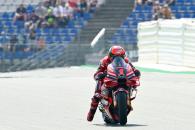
[0,67,195,130]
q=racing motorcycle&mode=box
[98,56,140,125]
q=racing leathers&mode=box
[87,56,140,121]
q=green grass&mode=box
[136,66,195,74]
[82,65,195,75]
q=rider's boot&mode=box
[87,94,100,121]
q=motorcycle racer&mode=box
[87,45,141,121]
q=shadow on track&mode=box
[93,123,148,127]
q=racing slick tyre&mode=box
[116,91,127,125]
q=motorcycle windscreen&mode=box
[111,56,127,75]
[110,56,127,86]
[111,56,127,68]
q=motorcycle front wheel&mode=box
[116,91,127,125]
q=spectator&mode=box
[53,4,61,18]
[152,1,162,20]
[44,0,52,8]
[78,0,88,15]
[26,11,39,31]
[160,4,173,19]
[68,0,78,9]
[35,3,48,28]
[45,9,56,28]
[53,4,64,27]
[54,3,72,27]
[14,4,27,22]
[27,30,36,52]
[88,0,97,13]
[35,2,48,19]
[36,19,44,28]
[64,2,74,20]
[29,11,39,24]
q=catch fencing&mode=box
[0,28,138,72]
[138,19,195,68]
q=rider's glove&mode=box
[95,72,107,80]
[134,69,141,77]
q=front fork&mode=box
[113,87,137,108]
[113,88,130,108]
[100,87,137,120]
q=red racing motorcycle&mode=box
[98,56,140,125]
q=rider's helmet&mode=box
[108,45,126,59]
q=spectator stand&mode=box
[110,0,195,46]
[110,3,153,45]
[0,0,98,71]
